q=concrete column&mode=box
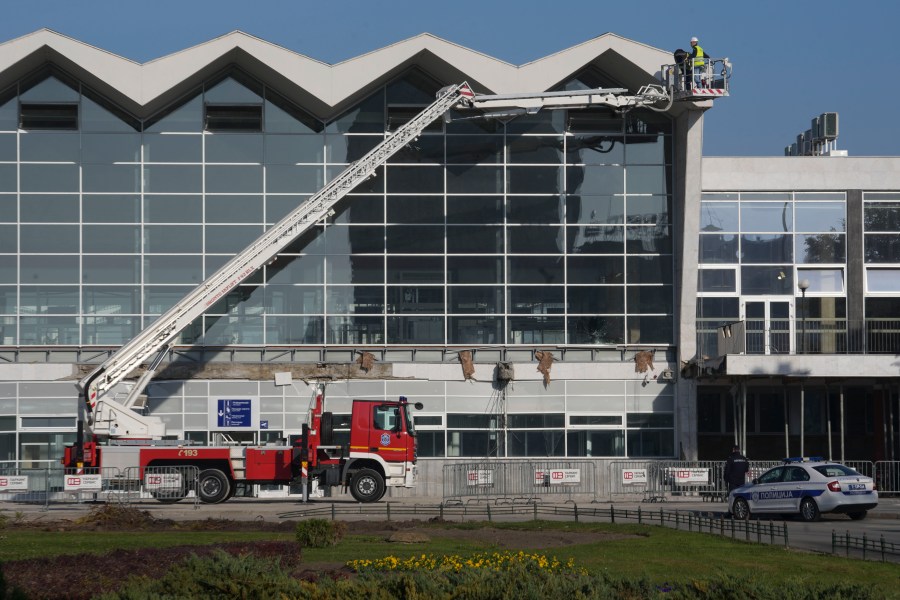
[845,190,864,327]
[674,106,708,461]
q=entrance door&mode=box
[743,299,793,355]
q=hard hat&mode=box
[690,37,698,42]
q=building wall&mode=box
[697,157,900,462]
[0,46,694,472]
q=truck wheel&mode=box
[350,468,385,503]
[198,469,231,504]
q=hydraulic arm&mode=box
[77,81,673,440]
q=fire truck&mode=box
[62,67,724,503]
[63,384,421,503]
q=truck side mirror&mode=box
[414,402,424,410]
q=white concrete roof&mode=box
[0,29,671,118]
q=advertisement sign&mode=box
[144,473,183,490]
[0,476,28,491]
[64,474,102,491]
[534,469,581,486]
[621,469,648,485]
[208,397,260,431]
[665,468,710,485]
[466,469,493,486]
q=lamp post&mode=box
[798,279,810,353]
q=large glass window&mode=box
[0,69,674,347]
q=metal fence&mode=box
[442,461,598,504]
[0,466,200,509]
[832,530,900,562]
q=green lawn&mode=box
[3,519,897,598]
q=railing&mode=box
[832,530,900,562]
[661,57,731,98]
[699,319,900,358]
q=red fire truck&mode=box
[63,386,422,503]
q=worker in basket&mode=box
[688,36,710,89]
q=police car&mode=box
[728,457,878,522]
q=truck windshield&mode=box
[404,404,416,436]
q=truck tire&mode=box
[198,469,231,504]
[350,468,385,503]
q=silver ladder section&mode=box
[81,83,476,409]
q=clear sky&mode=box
[3,0,897,157]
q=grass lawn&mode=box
[2,519,897,597]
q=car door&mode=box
[782,466,811,513]
[750,466,791,513]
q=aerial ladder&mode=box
[73,80,676,457]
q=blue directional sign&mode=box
[260,420,269,430]
[217,399,252,428]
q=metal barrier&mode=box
[442,460,598,504]
[118,466,201,508]
[657,460,726,501]
[875,461,900,495]
[609,460,664,502]
[0,465,200,508]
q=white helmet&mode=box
[690,37,698,42]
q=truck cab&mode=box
[304,394,421,502]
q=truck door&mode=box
[368,404,410,463]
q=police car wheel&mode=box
[733,498,750,521]
[799,498,820,522]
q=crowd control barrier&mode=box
[0,465,201,508]
[442,460,598,504]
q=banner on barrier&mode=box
[534,469,581,486]
[665,468,710,485]
[64,474,102,491]
[144,473,183,489]
[0,475,28,491]
[466,469,493,486]
[621,469,648,484]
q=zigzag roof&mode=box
[0,29,673,118]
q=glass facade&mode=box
[0,65,678,461]
[0,68,675,349]
[697,192,847,354]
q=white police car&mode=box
[729,457,878,522]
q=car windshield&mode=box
[404,404,416,436]
[813,464,860,477]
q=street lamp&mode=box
[798,278,810,353]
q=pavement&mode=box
[3,495,899,523]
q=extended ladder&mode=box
[80,83,477,433]
[80,81,672,438]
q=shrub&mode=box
[295,519,346,548]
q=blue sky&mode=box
[3,0,898,156]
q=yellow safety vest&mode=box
[693,46,706,68]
